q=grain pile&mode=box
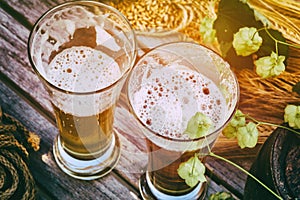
[109,0,217,42]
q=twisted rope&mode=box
[0,107,40,200]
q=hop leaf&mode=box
[209,191,234,200]
[200,16,217,44]
[177,154,206,188]
[232,27,263,56]
[284,105,300,129]
[222,110,246,139]
[255,51,285,79]
[184,112,213,139]
[237,122,259,148]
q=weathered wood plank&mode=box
[0,79,140,200]
[0,8,53,112]
[1,0,113,27]
[1,0,57,27]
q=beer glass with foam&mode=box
[128,42,239,199]
[28,1,137,180]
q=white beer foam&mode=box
[31,5,124,79]
[131,56,226,150]
[47,46,121,116]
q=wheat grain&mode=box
[109,0,216,41]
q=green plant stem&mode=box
[275,40,278,55]
[246,114,300,136]
[251,27,265,40]
[191,154,196,176]
[264,27,300,49]
[256,27,300,49]
[209,152,283,200]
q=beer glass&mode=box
[128,42,239,199]
[28,1,137,180]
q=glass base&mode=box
[53,129,121,180]
[139,172,207,200]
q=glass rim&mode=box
[28,0,137,95]
[127,41,240,142]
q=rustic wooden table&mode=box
[1,0,299,199]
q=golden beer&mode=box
[47,25,123,161]
[53,103,115,160]
[28,1,137,179]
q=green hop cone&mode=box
[229,110,246,127]
[184,112,213,139]
[209,191,234,200]
[200,16,217,44]
[232,27,263,56]
[237,122,259,148]
[284,104,300,129]
[222,124,238,139]
[255,51,285,79]
[222,110,246,139]
[177,154,206,188]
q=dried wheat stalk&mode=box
[248,0,300,45]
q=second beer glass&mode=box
[28,1,137,180]
[128,42,239,199]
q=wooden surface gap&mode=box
[0,0,33,30]
[205,163,244,199]
[0,71,56,125]
[111,170,142,199]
